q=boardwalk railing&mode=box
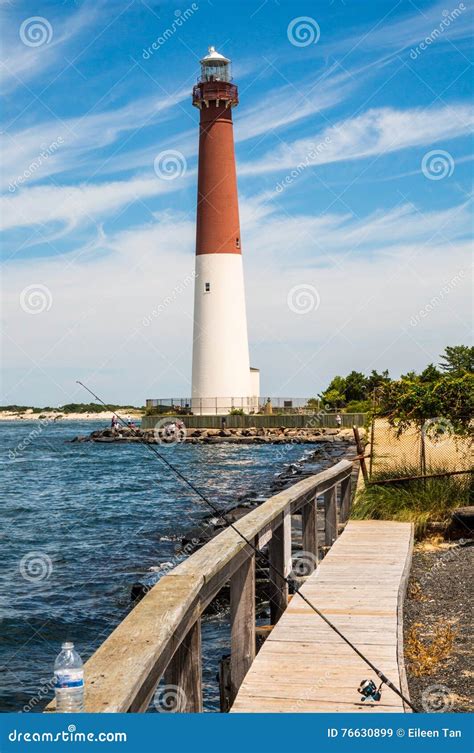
[46,459,353,713]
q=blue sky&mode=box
[1,0,472,405]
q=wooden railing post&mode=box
[164,618,202,712]
[339,475,352,523]
[353,426,369,482]
[301,492,318,572]
[230,552,255,704]
[268,511,291,624]
[324,487,338,547]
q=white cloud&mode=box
[0,1,101,95]
[234,67,355,143]
[353,0,473,53]
[2,198,471,404]
[1,88,188,191]
[0,171,193,233]
[240,103,474,176]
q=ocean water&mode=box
[0,420,313,713]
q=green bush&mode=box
[344,400,371,413]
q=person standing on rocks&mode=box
[335,413,342,428]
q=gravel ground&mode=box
[404,538,473,713]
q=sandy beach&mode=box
[0,410,144,422]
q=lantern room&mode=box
[193,46,238,109]
[199,46,232,82]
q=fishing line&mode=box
[76,380,418,712]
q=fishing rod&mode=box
[76,380,419,712]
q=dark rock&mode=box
[130,582,152,604]
[445,506,474,540]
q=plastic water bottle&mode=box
[54,642,84,712]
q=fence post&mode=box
[324,487,337,547]
[339,475,352,523]
[301,492,318,571]
[230,552,255,704]
[353,426,368,483]
[268,511,291,623]
[164,619,202,712]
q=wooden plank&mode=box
[397,523,414,712]
[230,552,256,703]
[324,487,337,547]
[268,511,291,623]
[231,520,413,714]
[353,426,368,482]
[164,619,202,712]
[301,494,318,573]
[339,476,352,523]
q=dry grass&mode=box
[408,581,427,602]
[406,620,458,676]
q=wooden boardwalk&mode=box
[231,520,413,713]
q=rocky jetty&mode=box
[71,425,360,445]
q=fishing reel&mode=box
[358,679,383,702]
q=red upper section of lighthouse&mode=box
[194,47,241,256]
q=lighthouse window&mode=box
[205,282,211,292]
[236,237,240,248]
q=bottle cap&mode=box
[61,641,74,649]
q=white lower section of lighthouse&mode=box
[191,254,257,415]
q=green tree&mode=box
[420,364,440,382]
[378,373,473,473]
[320,375,346,408]
[366,369,390,394]
[439,345,474,374]
[344,371,369,402]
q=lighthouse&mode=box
[191,47,258,415]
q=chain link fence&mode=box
[369,417,473,480]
